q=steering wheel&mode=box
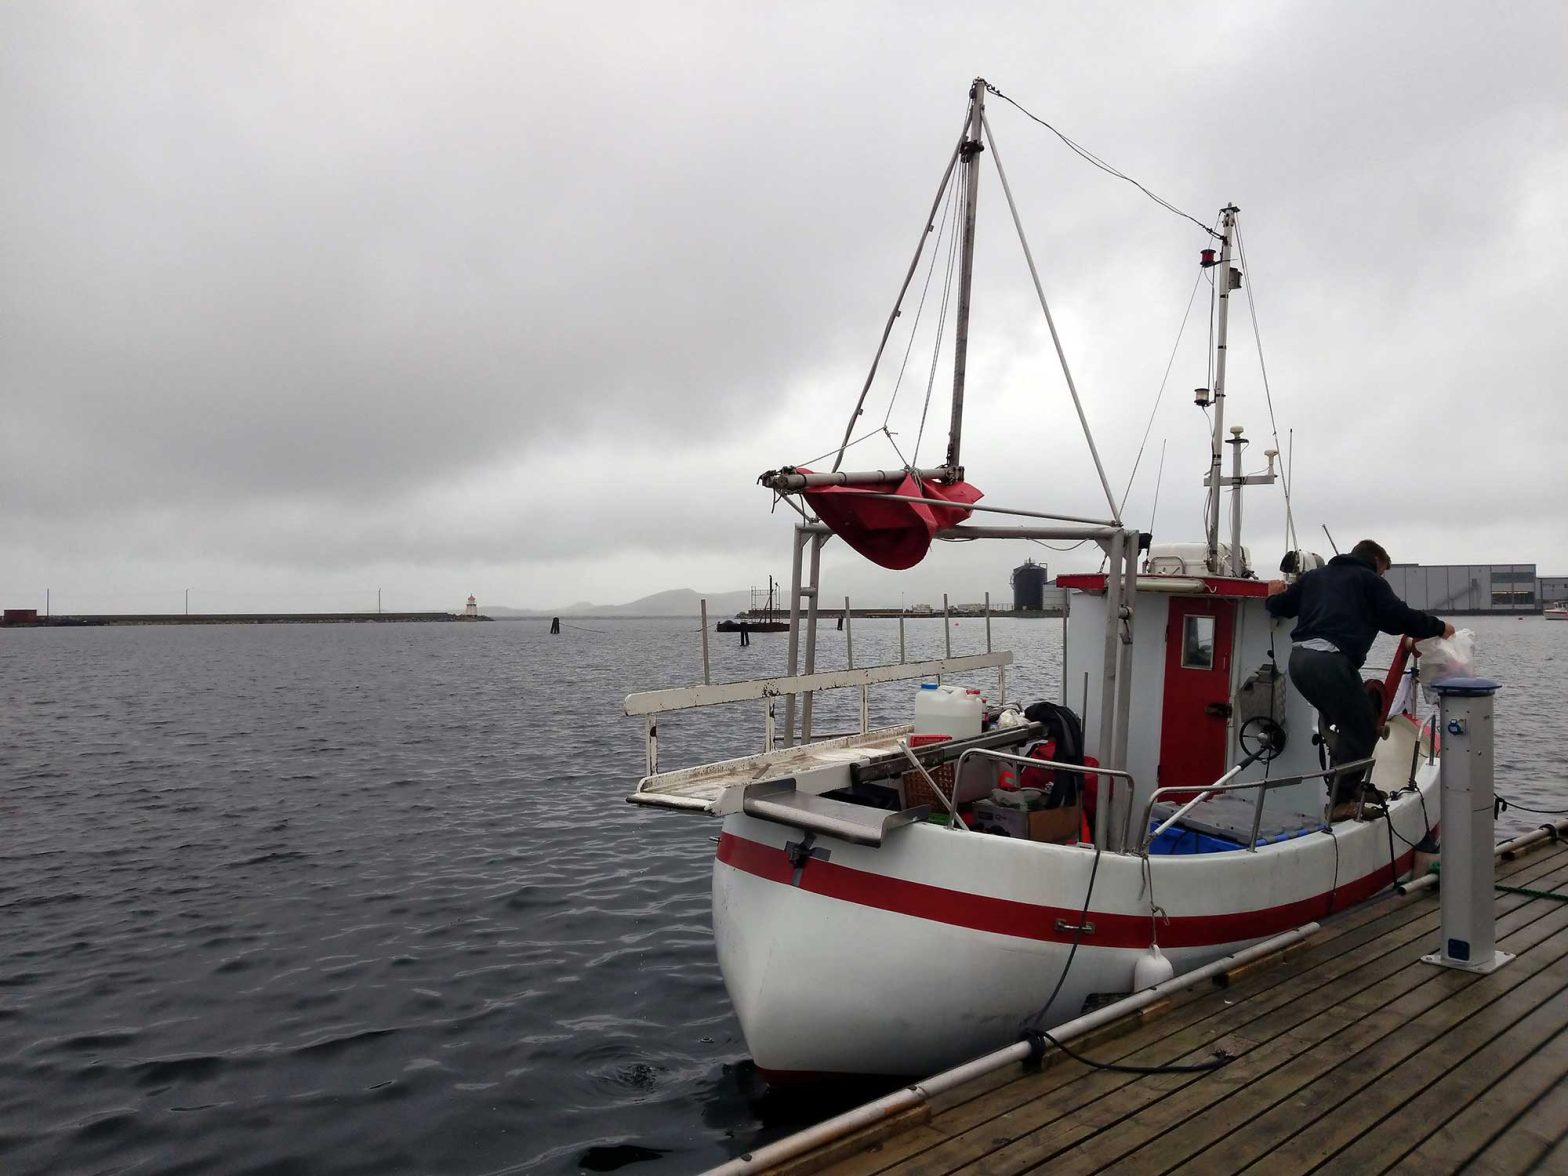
[1238,715,1286,763]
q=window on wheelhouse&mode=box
[1181,616,1216,670]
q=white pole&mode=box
[944,79,985,473]
[1423,677,1511,973]
[1228,425,1245,576]
[1207,206,1238,574]
[700,599,711,685]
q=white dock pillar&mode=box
[1422,676,1511,974]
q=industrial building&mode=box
[1009,559,1067,614]
[1384,563,1541,615]
[1539,575,1568,606]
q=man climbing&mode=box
[1265,539,1454,820]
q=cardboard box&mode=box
[971,799,1083,844]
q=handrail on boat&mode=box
[897,739,971,831]
[1137,756,1378,854]
[625,651,1013,780]
[623,652,1012,716]
[954,747,1139,850]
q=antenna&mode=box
[1321,524,1340,555]
[1146,439,1169,563]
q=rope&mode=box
[983,82,1218,238]
[1494,883,1568,902]
[1497,795,1568,817]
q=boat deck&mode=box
[772,833,1568,1174]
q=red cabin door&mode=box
[1159,598,1236,800]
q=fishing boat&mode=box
[716,577,791,633]
[1546,602,1568,621]
[624,79,1442,1081]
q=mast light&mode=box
[1194,387,1211,407]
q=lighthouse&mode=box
[465,595,478,619]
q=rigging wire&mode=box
[1031,536,1093,553]
[983,83,1219,239]
[913,163,965,466]
[791,426,889,471]
[1116,265,1206,519]
[883,169,962,431]
[1235,220,1298,554]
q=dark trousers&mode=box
[1288,645,1377,802]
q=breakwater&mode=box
[0,612,485,627]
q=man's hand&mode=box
[1266,579,1287,596]
[1443,622,1456,639]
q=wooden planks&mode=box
[794,837,1568,1176]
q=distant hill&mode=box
[486,588,756,618]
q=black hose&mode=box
[1022,1027,1232,1074]
[1021,843,1101,1030]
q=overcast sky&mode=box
[3,1,1564,614]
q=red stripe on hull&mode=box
[716,832,1413,950]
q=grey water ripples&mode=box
[0,615,1563,1174]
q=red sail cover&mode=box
[799,470,983,570]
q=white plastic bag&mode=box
[1416,628,1476,700]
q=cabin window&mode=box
[1181,616,1216,669]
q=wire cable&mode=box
[1018,845,1230,1077]
[1235,220,1297,553]
[983,83,1218,238]
[884,171,962,430]
[1497,796,1568,817]
[912,166,964,466]
[1116,265,1206,519]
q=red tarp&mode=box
[799,469,983,570]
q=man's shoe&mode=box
[1330,802,1360,822]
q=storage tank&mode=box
[1011,559,1048,611]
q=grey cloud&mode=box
[3,1,1565,609]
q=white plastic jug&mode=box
[914,683,983,740]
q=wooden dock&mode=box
[772,833,1568,1175]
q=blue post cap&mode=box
[1431,676,1502,696]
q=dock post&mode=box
[1422,676,1511,973]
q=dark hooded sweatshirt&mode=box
[1265,552,1446,668]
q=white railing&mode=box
[624,652,1011,778]
[1138,756,1379,853]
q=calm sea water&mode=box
[2,614,1564,1174]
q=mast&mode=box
[1205,205,1239,574]
[943,79,986,479]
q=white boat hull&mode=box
[713,766,1439,1079]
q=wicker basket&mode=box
[901,734,956,810]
